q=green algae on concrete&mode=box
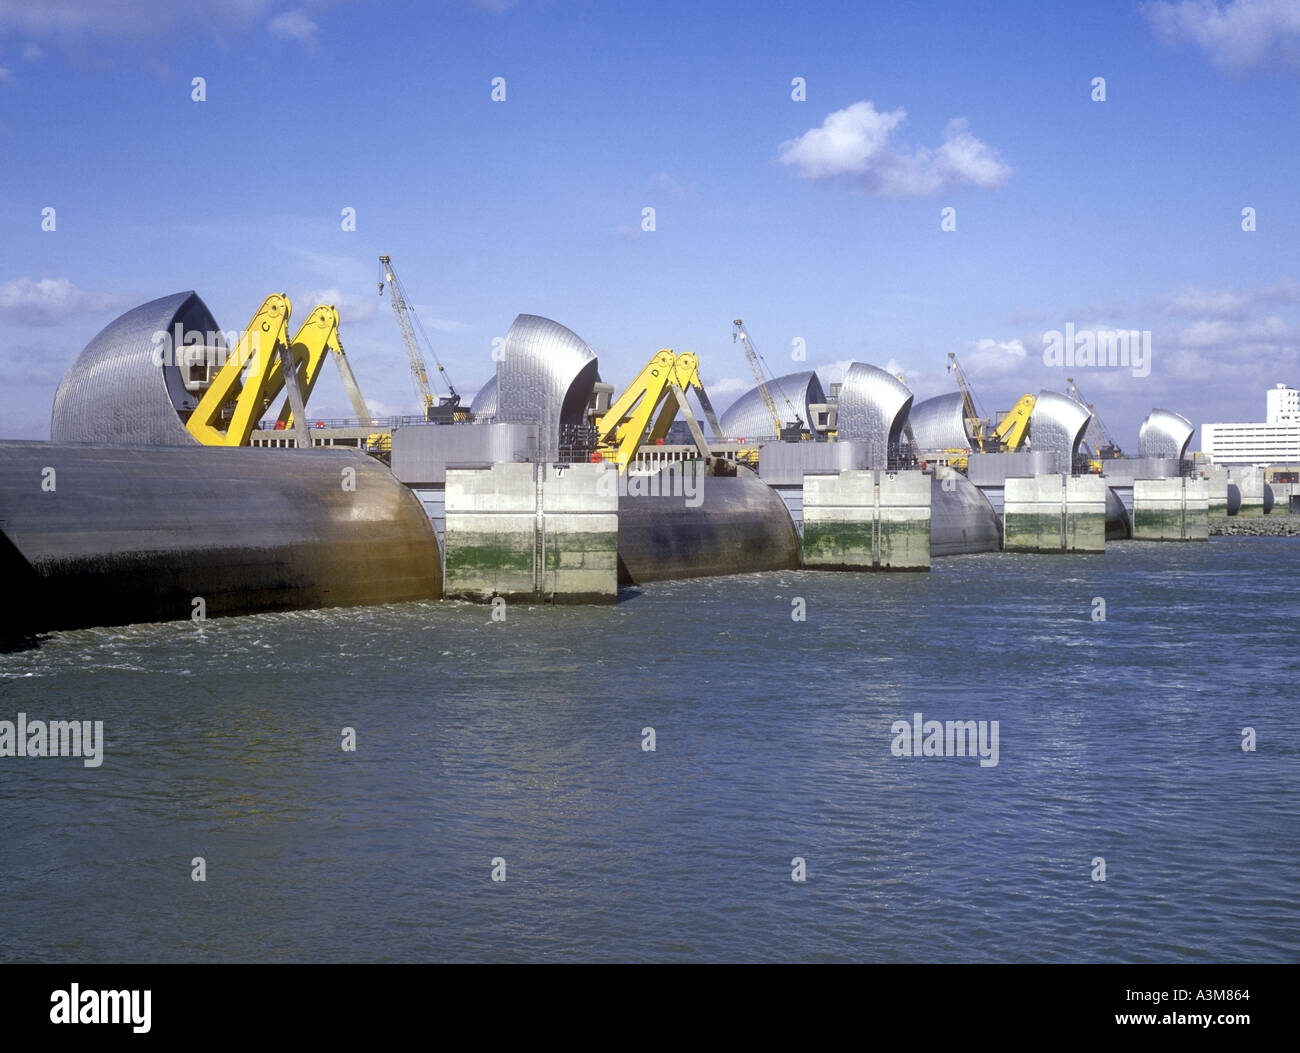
[1003,474,1106,553]
[1132,478,1209,541]
[802,469,931,570]
[444,461,618,603]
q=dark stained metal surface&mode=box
[0,441,441,635]
[617,467,800,583]
[1106,486,1132,539]
[929,473,1001,556]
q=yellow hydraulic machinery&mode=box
[378,254,466,422]
[267,305,371,430]
[733,319,806,439]
[941,394,1035,471]
[1066,376,1123,473]
[186,294,294,446]
[989,393,1036,452]
[940,448,971,472]
[185,296,376,448]
[596,349,726,472]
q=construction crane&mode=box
[378,255,462,421]
[1066,376,1123,472]
[935,351,1035,469]
[732,319,804,439]
[946,352,987,452]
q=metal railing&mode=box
[255,415,425,431]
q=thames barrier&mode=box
[0,288,1280,636]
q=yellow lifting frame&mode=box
[596,349,720,472]
[185,293,292,447]
[990,393,1037,452]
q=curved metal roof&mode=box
[470,374,498,420]
[51,291,221,445]
[1138,408,1193,460]
[493,314,599,460]
[907,391,971,452]
[718,370,826,441]
[1030,389,1091,468]
[836,363,914,467]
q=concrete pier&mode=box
[1203,465,1229,519]
[1132,477,1209,540]
[801,469,931,570]
[1003,474,1107,553]
[443,461,618,603]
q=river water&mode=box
[1,538,1296,962]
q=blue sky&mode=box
[1,0,1297,446]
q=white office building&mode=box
[1203,384,1300,464]
[1266,383,1300,423]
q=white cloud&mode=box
[1142,0,1300,72]
[0,2,303,44]
[22,42,43,60]
[352,397,404,419]
[780,101,905,180]
[816,359,858,387]
[0,0,230,37]
[1165,286,1252,317]
[1171,317,1238,348]
[0,277,129,326]
[1163,278,1300,317]
[0,67,12,84]
[882,357,921,383]
[779,101,1010,196]
[1256,277,1300,304]
[704,376,750,401]
[420,316,470,334]
[295,286,377,324]
[269,8,318,49]
[647,171,693,198]
[965,337,1028,376]
[1171,314,1294,351]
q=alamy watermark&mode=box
[149,324,261,369]
[50,984,150,1033]
[1042,323,1150,378]
[0,713,104,768]
[595,462,704,507]
[890,711,999,767]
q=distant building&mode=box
[1266,383,1300,423]
[1203,384,1300,465]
